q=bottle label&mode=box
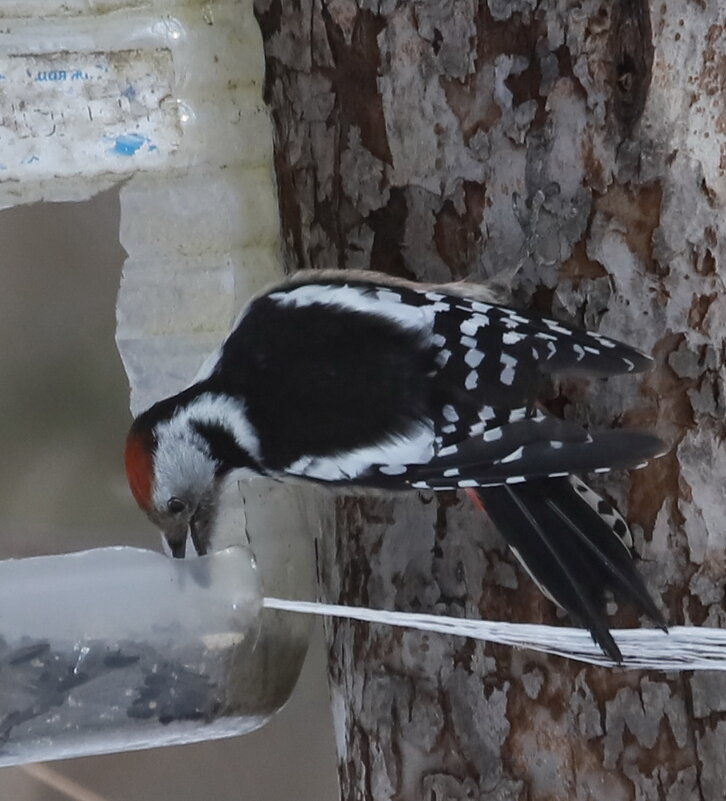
[0,49,181,181]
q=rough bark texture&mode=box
[255,1,726,799]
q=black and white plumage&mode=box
[125,270,666,661]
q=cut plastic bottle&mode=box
[0,546,309,766]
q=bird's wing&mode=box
[217,272,659,485]
[405,427,664,489]
[349,415,663,491]
[423,290,651,428]
[257,271,652,434]
[267,271,652,379]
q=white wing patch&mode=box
[499,353,517,386]
[284,420,436,482]
[465,349,485,368]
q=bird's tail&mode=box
[468,476,666,662]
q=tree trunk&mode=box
[255,1,726,799]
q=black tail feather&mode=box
[474,477,666,662]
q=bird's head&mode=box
[124,390,262,557]
[125,412,224,558]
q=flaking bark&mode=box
[255,1,726,799]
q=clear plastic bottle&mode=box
[0,487,316,768]
[0,546,273,766]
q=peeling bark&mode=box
[255,1,726,799]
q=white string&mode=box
[263,597,726,671]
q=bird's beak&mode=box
[169,537,186,559]
[164,526,188,559]
[189,511,209,557]
[162,505,213,559]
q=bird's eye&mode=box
[167,497,186,515]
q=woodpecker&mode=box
[125,269,666,661]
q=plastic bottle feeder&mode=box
[0,480,316,767]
